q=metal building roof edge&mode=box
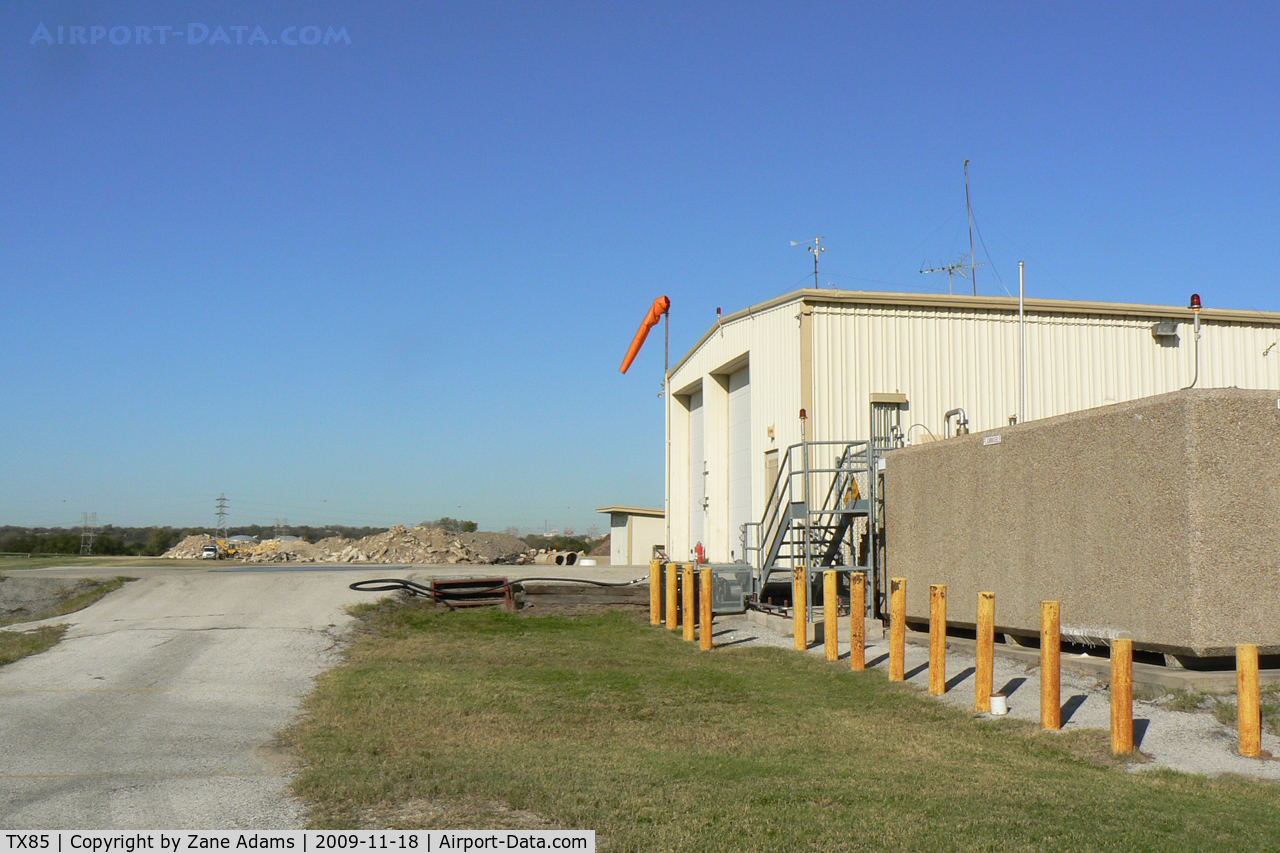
[667,287,1280,380]
[596,506,665,518]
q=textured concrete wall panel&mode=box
[886,389,1280,657]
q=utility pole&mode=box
[1019,260,1026,424]
[79,512,97,556]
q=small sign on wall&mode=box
[983,435,1002,446]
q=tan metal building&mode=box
[596,506,665,567]
[666,288,1280,564]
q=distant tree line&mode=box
[425,517,478,533]
[522,533,591,554]
[0,524,393,556]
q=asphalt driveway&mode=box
[0,566,374,829]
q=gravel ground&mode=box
[0,576,92,623]
[711,614,1280,781]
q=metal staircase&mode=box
[743,439,879,619]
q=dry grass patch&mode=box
[0,624,67,667]
[286,602,1280,851]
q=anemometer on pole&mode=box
[792,236,825,288]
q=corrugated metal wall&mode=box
[809,303,1280,442]
[667,293,1280,561]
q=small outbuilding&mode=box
[596,506,666,567]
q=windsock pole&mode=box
[619,295,673,563]
[664,305,671,561]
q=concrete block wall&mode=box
[884,388,1280,658]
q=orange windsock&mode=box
[619,295,670,373]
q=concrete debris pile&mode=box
[162,525,535,565]
[158,534,219,559]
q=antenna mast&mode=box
[920,162,984,294]
[920,257,985,294]
[965,159,977,295]
[792,237,825,288]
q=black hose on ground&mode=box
[348,575,647,607]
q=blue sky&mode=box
[3,2,1278,533]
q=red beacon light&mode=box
[799,408,807,420]
[1190,293,1201,310]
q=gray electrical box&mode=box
[708,564,753,613]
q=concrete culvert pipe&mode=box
[554,554,566,566]
[564,552,577,566]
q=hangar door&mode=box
[726,366,751,562]
[687,389,704,555]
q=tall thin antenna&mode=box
[965,159,977,295]
[921,162,983,295]
[80,512,97,556]
[792,237,825,288]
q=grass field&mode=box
[286,602,1280,851]
[0,555,199,571]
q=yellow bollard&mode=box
[665,562,679,631]
[824,570,839,662]
[1238,643,1261,758]
[1111,638,1134,755]
[975,591,995,711]
[793,566,808,651]
[849,573,865,671]
[699,567,713,651]
[889,577,905,681]
[1041,601,1061,730]
[682,564,696,642]
[929,584,947,695]
[649,559,662,626]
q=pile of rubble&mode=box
[159,534,219,559]
[162,525,535,565]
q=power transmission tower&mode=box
[215,494,228,541]
[274,518,287,539]
[79,512,98,555]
